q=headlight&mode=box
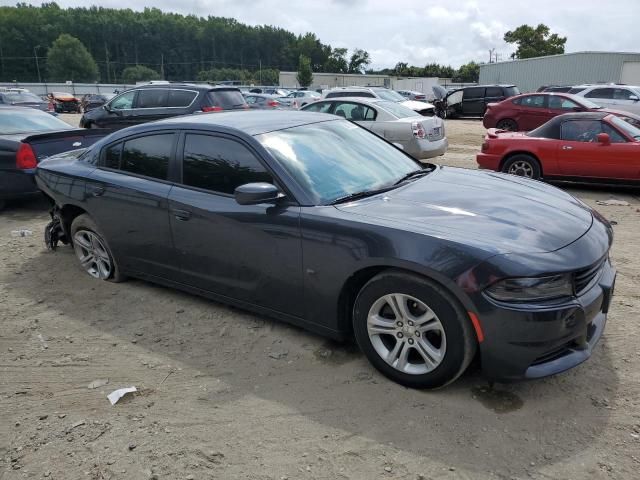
[485,274,573,302]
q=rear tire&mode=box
[502,154,541,180]
[70,214,126,282]
[352,270,476,389]
[496,118,518,131]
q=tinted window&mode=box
[548,96,580,110]
[326,91,375,99]
[245,96,258,104]
[463,87,486,99]
[561,120,603,142]
[517,95,546,108]
[110,91,135,110]
[303,102,333,113]
[104,143,122,169]
[182,135,272,194]
[585,88,614,99]
[613,88,635,100]
[504,86,520,97]
[167,90,197,107]
[333,102,377,121]
[120,134,173,179]
[485,87,503,97]
[137,89,169,108]
[206,89,246,109]
[568,87,587,94]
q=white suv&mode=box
[569,84,640,114]
[323,87,435,116]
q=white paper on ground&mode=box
[107,386,137,405]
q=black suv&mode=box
[80,84,248,129]
[433,84,519,118]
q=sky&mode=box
[11,0,640,69]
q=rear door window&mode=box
[182,134,272,194]
[303,102,333,113]
[548,96,580,110]
[167,90,197,107]
[485,87,503,97]
[463,87,486,99]
[119,134,174,179]
[517,95,546,108]
[136,89,169,108]
[585,88,615,100]
[206,89,246,109]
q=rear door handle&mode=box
[88,185,105,196]
[172,208,192,221]
[562,145,573,150]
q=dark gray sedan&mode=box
[0,91,51,112]
[35,111,615,388]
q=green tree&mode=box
[296,54,312,87]
[454,61,480,82]
[504,24,566,59]
[121,65,161,84]
[347,48,371,74]
[323,47,348,73]
[258,68,280,85]
[46,33,99,82]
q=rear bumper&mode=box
[476,152,501,170]
[477,258,615,382]
[0,170,39,200]
[411,137,448,159]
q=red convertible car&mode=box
[477,112,640,183]
[483,93,608,131]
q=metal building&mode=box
[479,51,640,93]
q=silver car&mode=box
[569,84,640,115]
[301,97,447,159]
[323,86,435,116]
[279,90,322,109]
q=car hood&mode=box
[335,167,593,255]
[401,100,434,110]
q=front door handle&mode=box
[562,145,573,150]
[172,208,192,221]
[88,185,105,197]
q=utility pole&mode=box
[489,48,496,64]
[104,42,110,83]
[161,53,164,79]
[259,59,262,84]
[34,46,42,83]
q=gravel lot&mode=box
[1,115,639,479]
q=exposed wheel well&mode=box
[499,151,543,175]
[59,204,88,238]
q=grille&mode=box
[574,258,606,295]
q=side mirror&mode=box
[597,133,611,145]
[103,104,112,112]
[234,182,282,205]
[629,95,639,102]
[572,106,584,112]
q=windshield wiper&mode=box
[329,187,394,205]
[393,168,433,185]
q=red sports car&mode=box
[477,112,640,183]
[483,93,607,131]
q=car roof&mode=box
[149,110,338,136]
[126,83,238,92]
[315,96,384,106]
[529,111,611,139]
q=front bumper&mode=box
[476,258,615,382]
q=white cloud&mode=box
[15,0,640,69]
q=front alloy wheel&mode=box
[367,294,446,375]
[353,270,476,389]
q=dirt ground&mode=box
[1,116,639,480]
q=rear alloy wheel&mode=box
[496,119,518,131]
[71,214,125,282]
[353,271,476,389]
[502,154,541,180]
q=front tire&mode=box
[353,271,476,389]
[70,214,125,282]
[496,118,518,131]
[502,154,541,180]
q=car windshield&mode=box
[610,115,640,140]
[376,101,420,118]
[258,120,420,205]
[3,92,43,103]
[375,89,406,102]
[0,109,72,134]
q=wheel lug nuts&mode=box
[415,331,420,337]
[397,332,403,338]
[408,338,414,345]
[396,321,403,327]
[408,321,414,326]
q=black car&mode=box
[79,84,248,129]
[80,93,115,113]
[433,84,520,118]
[36,111,615,389]
[0,91,51,112]
[0,107,106,210]
[537,85,573,93]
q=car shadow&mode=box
[6,244,619,475]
